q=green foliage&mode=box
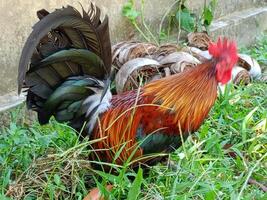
[122,0,218,44]
[127,168,143,200]
[0,121,76,177]
[175,7,195,32]
[0,119,91,199]
[174,0,217,33]
[122,0,159,45]
[202,0,217,29]
[122,1,140,22]
[240,34,267,66]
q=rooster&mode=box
[18,4,238,166]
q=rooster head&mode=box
[208,37,238,84]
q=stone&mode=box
[210,7,267,46]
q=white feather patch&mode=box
[84,86,112,133]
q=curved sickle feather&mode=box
[27,49,106,79]
[18,4,111,93]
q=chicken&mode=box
[18,4,238,166]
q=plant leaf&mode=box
[122,2,140,22]
[176,8,195,32]
[54,174,61,186]
[127,168,143,200]
[203,7,213,26]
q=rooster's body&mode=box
[93,62,218,164]
[18,5,238,166]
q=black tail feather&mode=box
[18,3,112,132]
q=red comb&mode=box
[208,37,238,61]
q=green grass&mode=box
[240,34,267,66]
[1,38,267,199]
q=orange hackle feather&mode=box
[144,61,218,132]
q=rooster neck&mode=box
[143,61,218,133]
